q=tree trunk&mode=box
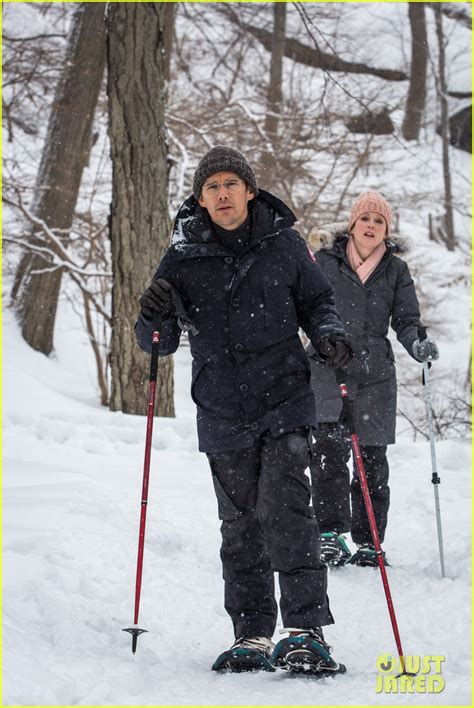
[402,2,428,141]
[433,4,456,251]
[107,2,174,417]
[260,2,287,178]
[163,2,176,86]
[12,3,106,354]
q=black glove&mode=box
[319,336,353,370]
[139,278,172,321]
[412,338,439,363]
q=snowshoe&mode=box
[348,543,389,567]
[212,636,276,673]
[272,628,346,677]
[320,532,352,567]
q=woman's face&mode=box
[351,212,387,256]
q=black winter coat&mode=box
[136,190,347,453]
[310,233,422,446]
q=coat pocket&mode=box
[211,474,243,521]
[190,360,205,408]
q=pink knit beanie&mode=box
[348,191,392,234]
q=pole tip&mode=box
[122,627,148,654]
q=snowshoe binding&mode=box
[320,532,352,567]
[348,543,389,567]
[272,628,346,678]
[212,636,276,673]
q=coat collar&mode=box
[320,234,395,288]
[171,189,297,253]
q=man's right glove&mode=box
[319,336,353,370]
[412,338,439,363]
[139,278,172,321]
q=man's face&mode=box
[198,171,255,230]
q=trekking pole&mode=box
[418,327,446,579]
[336,372,414,677]
[123,317,161,654]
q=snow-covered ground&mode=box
[3,300,471,706]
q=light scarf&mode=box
[346,236,386,284]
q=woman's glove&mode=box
[139,279,172,321]
[319,336,353,369]
[412,338,439,362]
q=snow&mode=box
[3,301,471,706]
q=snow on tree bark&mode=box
[107,2,174,416]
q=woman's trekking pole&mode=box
[418,327,446,579]
[337,373,414,676]
[123,318,161,654]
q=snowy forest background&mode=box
[2,2,472,706]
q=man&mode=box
[136,146,352,676]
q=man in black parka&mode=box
[136,146,352,675]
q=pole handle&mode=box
[419,327,432,382]
[149,316,162,383]
[418,325,428,342]
[336,377,356,431]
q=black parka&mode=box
[310,232,423,446]
[136,190,347,452]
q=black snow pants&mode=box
[310,422,390,545]
[206,428,334,639]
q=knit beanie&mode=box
[192,146,258,200]
[348,191,392,234]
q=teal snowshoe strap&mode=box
[320,532,352,566]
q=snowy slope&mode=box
[3,301,471,707]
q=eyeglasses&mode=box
[202,178,243,196]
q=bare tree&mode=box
[107,2,174,416]
[440,2,472,30]
[219,4,408,82]
[5,191,112,404]
[2,15,69,142]
[402,2,428,141]
[164,3,388,233]
[12,2,107,354]
[259,2,287,177]
[433,3,456,251]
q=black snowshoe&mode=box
[272,629,346,678]
[348,543,389,567]
[212,636,276,673]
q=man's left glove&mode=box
[139,278,172,321]
[412,338,439,363]
[319,336,353,370]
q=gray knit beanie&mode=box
[192,145,258,200]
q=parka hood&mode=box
[308,222,410,255]
[171,189,297,249]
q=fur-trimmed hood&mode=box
[307,222,410,255]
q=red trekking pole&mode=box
[338,376,415,677]
[123,320,161,654]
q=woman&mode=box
[309,191,439,567]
